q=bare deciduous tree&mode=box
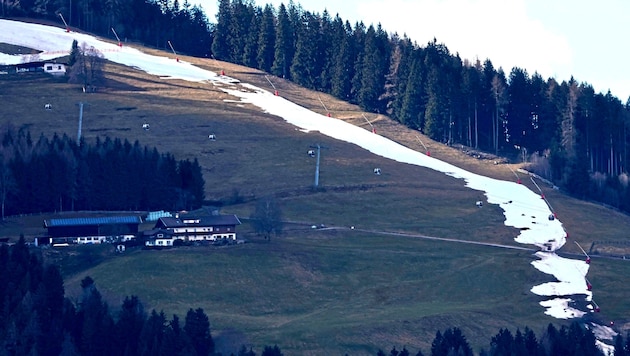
[68,42,105,92]
[250,196,283,241]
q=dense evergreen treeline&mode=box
[1,0,213,57]
[209,0,630,212]
[0,237,217,355]
[375,323,612,356]
[0,237,616,355]
[0,125,205,217]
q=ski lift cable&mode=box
[530,177,555,213]
[111,27,121,43]
[167,40,177,56]
[591,299,601,312]
[264,75,277,90]
[58,13,69,29]
[574,241,591,259]
[317,94,329,114]
[362,114,375,131]
[507,164,520,181]
[415,135,431,154]
[111,28,124,47]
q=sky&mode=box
[193,0,630,102]
[0,19,617,351]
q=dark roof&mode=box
[156,215,241,228]
[142,228,173,237]
[44,216,142,228]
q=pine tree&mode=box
[461,60,480,147]
[349,21,366,104]
[242,6,261,68]
[138,310,168,355]
[489,328,513,356]
[256,4,276,73]
[431,327,473,356]
[491,69,508,154]
[523,327,539,355]
[357,24,389,113]
[383,35,414,119]
[75,277,114,356]
[399,52,425,129]
[211,0,231,60]
[290,11,320,88]
[34,265,65,356]
[115,296,146,355]
[271,3,294,79]
[229,0,255,64]
[261,345,283,356]
[68,39,80,66]
[330,20,354,101]
[506,67,534,152]
[422,40,452,141]
[184,308,214,356]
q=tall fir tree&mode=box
[184,308,214,356]
[242,6,261,68]
[357,24,389,113]
[256,4,276,72]
[271,3,294,79]
[330,20,354,101]
[290,11,320,88]
[211,0,231,60]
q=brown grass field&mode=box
[2,37,630,354]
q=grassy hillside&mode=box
[2,40,630,354]
[59,231,630,355]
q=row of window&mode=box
[150,234,236,246]
[170,227,234,233]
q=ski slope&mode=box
[0,19,616,350]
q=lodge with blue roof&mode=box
[43,215,143,245]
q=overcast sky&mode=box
[192,0,630,102]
